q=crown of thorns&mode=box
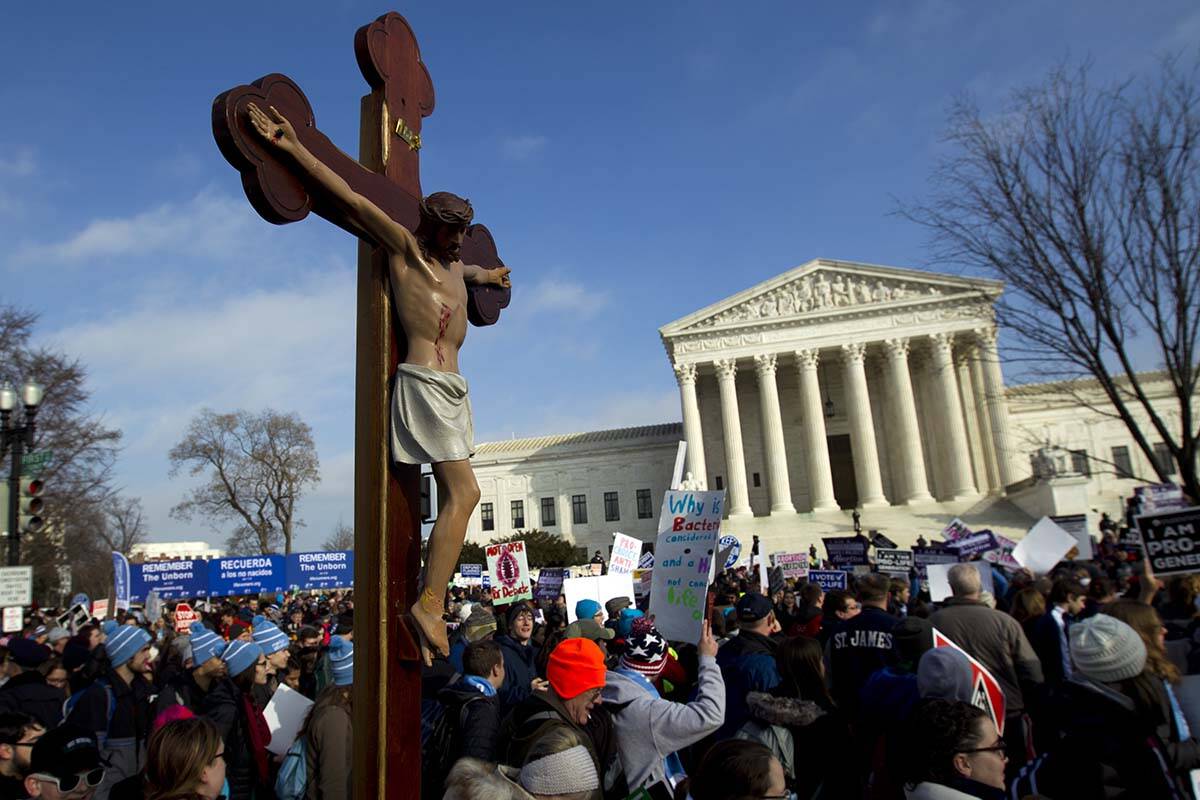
[419,192,474,226]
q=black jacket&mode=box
[153,667,213,718]
[1028,611,1070,686]
[202,678,261,800]
[437,679,500,762]
[715,629,781,740]
[64,670,153,792]
[0,670,64,728]
[827,606,899,717]
[497,635,540,710]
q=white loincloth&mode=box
[390,363,475,465]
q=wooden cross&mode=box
[212,13,509,800]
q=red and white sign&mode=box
[933,627,1006,735]
[91,598,110,619]
[609,533,642,575]
[485,541,532,605]
[174,602,198,634]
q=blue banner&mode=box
[285,551,354,590]
[460,563,483,578]
[808,570,849,592]
[131,559,209,602]
[208,555,286,597]
[112,552,131,611]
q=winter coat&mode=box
[0,669,64,728]
[305,702,352,800]
[905,780,1003,800]
[497,634,540,709]
[734,691,857,800]
[1028,610,1070,685]
[153,667,213,718]
[202,678,263,800]
[600,655,725,790]
[438,678,502,762]
[930,598,1043,715]
[64,671,152,800]
[501,688,612,800]
[715,630,780,739]
[828,606,900,716]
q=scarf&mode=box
[463,675,497,697]
[240,692,272,785]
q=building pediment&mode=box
[659,258,1002,339]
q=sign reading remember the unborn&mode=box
[650,490,724,644]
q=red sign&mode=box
[174,602,198,634]
[932,627,1007,735]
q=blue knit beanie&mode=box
[222,639,263,678]
[189,621,226,665]
[100,620,119,637]
[251,615,290,656]
[575,599,602,621]
[106,625,151,668]
[616,608,643,639]
[329,635,354,686]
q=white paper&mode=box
[609,533,642,575]
[927,561,994,603]
[263,684,315,756]
[563,573,636,622]
[1013,517,1077,575]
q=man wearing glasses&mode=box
[22,724,104,800]
[0,713,43,800]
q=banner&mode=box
[1136,483,1188,513]
[913,546,959,580]
[981,534,1021,569]
[823,536,869,568]
[285,551,353,590]
[875,548,914,575]
[933,628,1006,735]
[807,570,848,592]
[132,559,209,601]
[773,552,809,580]
[112,552,132,612]
[486,541,532,605]
[650,489,725,644]
[609,533,642,575]
[208,555,286,597]
[947,531,1000,560]
[1136,507,1200,576]
[638,551,655,570]
[534,568,567,602]
[460,563,482,580]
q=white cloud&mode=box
[520,277,610,318]
[500,135,548,161]
[0,148,35,176]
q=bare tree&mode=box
[169,409,320,555]
[322,519,355,552]
[97,495,148,556]
[904,58,1200,500]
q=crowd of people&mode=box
[0,509,1193,799]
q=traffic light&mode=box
[18,478,44,535]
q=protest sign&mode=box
[131,559,209,601]
[485,541,533,605]
[638,551,655,569]
[263,684,315,756]
[460,563,482,579]
[71,593,90,610]
[1013,517,1076,575]
[564,573,636,622]
[650,490,724,644]
[534,568,567,602]
[1136,483,1188,513]
[633,569,653,598]
[112,552,132,611]
[1050,514,1094,560]
[942,518,973,541]
[875,548,914,575]
[209,556,286,597]
[927,561,994,603]
[913,546,959,580]
[981,534,1021,569]
[92,599,109,618]
[947,531,1000,560]
[2,608,22,634]
[773,552,809,580]
[145,592,163,626]
[285,551,353,590]
[589,563,603,576]
[173,602,198,634]
[808,570,848,592]
[870,531,898,549]
[933,628,1006,735]
[718,534,741,570]
[609,533,643,575]
[823,536,869,568]
[1136,507,1200,577]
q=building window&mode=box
[604,491,620,522]
[481,502,494,532]
[1070,449,1091,477]
[511,500,525,529]
[636,488,653,519]
[1112,446,1134,479]
[752,472,761,487]
[714,476,724,491]
[1153,442,1176,476]
[572,494,588,525]
[540,497,556,527]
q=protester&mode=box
[142,716,226,800]
[45,631,70,656]
[156,622,226,717]
[715,594,781,740]
[901,699,1007,800]
[203,640,270,800]
[828,573,901,716]
[1028,578,1085,685]
[498,604,541,709]
[301,635,354,800]
[0,639,62,728]
[438,640,505,764]
[0,712,43,800]
[450,606,496,674]
[251,614,291,705]
[22,724,105,800]
[684,739,787,800]
[819,589,861,644]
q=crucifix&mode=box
[212,12,510,800]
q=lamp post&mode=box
[0,380,44,566]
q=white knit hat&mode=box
[518,745,599,795]
[1071,614,1146,683]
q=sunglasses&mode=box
[33,768,105,793]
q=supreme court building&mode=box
[466,259,1187,554]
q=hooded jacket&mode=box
[0,669,63,728]
[600,655,725,790]
[438,678,501,763]
[305,701,352,800]
[501,688,614,800]
[64,669,152,800]
[714,629,780,739]
[734,691,856,799]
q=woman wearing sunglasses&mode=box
[901,700,1007,800]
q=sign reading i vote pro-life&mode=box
[131,559,209,601]
[285,551,354,590]
[209,556,286,597]
[649,490,724,645]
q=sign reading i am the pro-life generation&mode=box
[1136,507,1200,576]
[875,548,914,575]
[650,490,724,644]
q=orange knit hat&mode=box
[547,638,607,699]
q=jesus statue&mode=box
[247,102,511,663]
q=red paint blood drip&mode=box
[434,303,452,366]
[497,548,519,588]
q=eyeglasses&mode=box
[958,742,1008,758]
[32,768,105,794]
[212,750,226,763]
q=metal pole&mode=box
[8,435,22,567]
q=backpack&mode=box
[275,736,308,800]
[63,679,116,746]
[420,695,480,800]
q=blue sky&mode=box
[3,1,1196,551]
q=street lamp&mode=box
[0,379,44,566]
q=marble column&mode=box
[956,350,992,494]
[975,327,1021,488]
[929,333,978,500]
[753,354,796,514]
[714,358,753,516]
[840,343,888,507]
[967,344,1002,493]
[673,362,707,488]
[795,349,839,511]
[883,338,934,503]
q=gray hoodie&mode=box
[600,655,725,791]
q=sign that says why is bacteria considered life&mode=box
[649,490,724,644]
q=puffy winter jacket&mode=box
[306,702,352,800]
[0,669,64,728]
[202,679,260,800]
[64,671,152,800]
[497,635,540,710]
[734,691,856,799]
[714,630,780,739]
[438,678,501,762]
